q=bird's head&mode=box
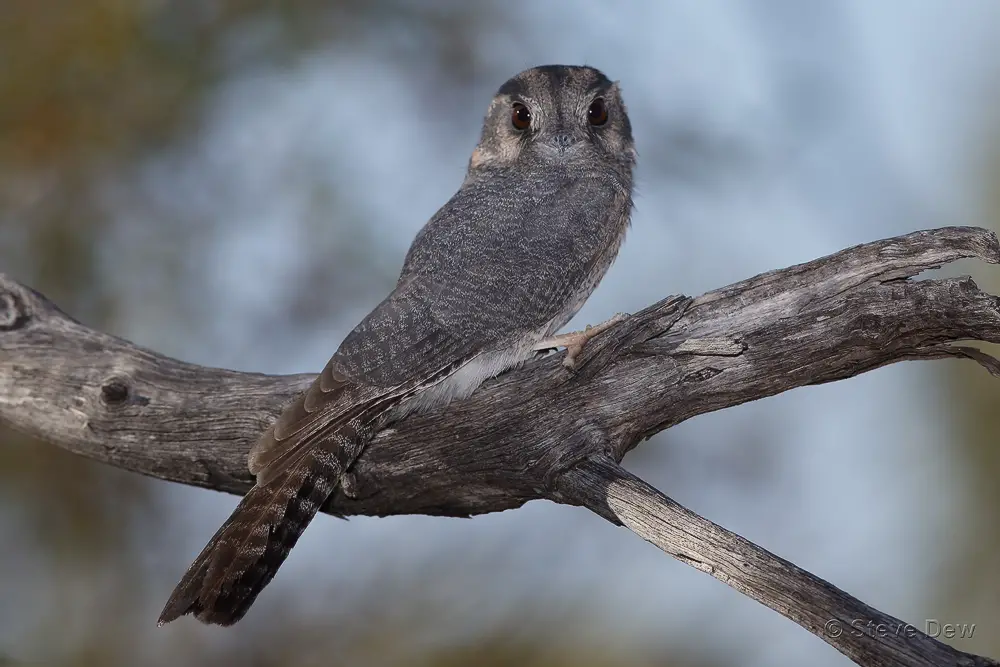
[469,65,636,176]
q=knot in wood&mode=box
[0,289,27,331]
[682,367,722,383]
[100,377,132,406]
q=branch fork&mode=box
[2,227,999,666]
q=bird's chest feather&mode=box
[542,186,632,335]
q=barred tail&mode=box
[158,446,341,626]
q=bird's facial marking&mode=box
[468,65,635,173]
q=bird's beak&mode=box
[550,133,578,150]
[544,132,582,157]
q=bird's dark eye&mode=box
[588,98,608,126]
[511,102,531,130]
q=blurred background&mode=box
[2,1,999,665]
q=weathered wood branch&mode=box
[2,226,999,666]
[562,459,997,667]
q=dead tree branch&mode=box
[2,226,999,666]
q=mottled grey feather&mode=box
[333,172,632,389]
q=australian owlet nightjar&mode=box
[159,64,636,626]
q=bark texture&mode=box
[3,226,999,666]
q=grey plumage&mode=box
[158,64,636,626]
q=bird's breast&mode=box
[543,189,632,337]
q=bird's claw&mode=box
[534,312,630,369]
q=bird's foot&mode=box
[533,312,629,369]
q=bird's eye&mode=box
[511,103,531,130]
[588,98,608,126]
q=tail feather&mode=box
[158,446,341,626]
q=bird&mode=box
[158,64,636,626]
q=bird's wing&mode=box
[247,282,480,484]
[246,361,375,485]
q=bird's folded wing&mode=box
[247,359,365,485]
[248,320,478,486]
